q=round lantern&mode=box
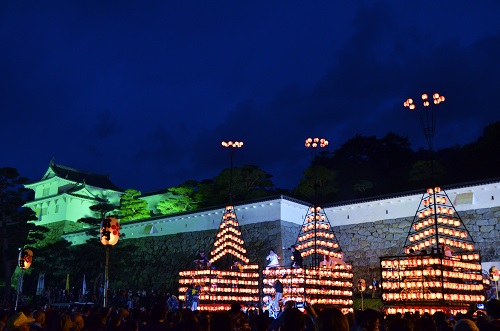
[490,266,500,281]
[357,279,366,292]
[18,248,33,270]
[100,217,120,246]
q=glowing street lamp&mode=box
[305,137,329,268]
[404,93,445,151]
[100,217,120,307]
[16,248,33,310]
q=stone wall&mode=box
[76,206,500,294]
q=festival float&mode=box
[178,141,260,311]
[178,205,260,311]
[262,205,354,314]
[380,186,485,315]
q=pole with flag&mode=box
[82,274,87,297]
[36,273,45,296]
[66,274,70,294]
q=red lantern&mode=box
[100,217,120,246]
[18,248,33,269]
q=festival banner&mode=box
[36,273,45,295]
[82,274,87,295]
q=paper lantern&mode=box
[18,248,33,269]
[100,217,120,246]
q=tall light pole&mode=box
[404,93,445,152]
[100,217,120,307]
[221,140,244,204]
[305,137,328,268]
[404,92,446,254]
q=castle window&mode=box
[55,205,59,213]
[43,188,50,196]
[41,207,48,216]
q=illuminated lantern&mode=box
[18,248,33,270]
[357,279,366,292]
[490,266,500,281]
[100,217,120,246]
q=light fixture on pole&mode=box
[100,217,120,308]
[404,93,445,152]
[221,140,244,204]
[490,266,500,300]
[16,248,33,310]
[404,92,446,253]
[305,137,329,268]
[357,278,366,311]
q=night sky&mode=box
[2,1,499,193]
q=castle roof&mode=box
[44,159,123,192]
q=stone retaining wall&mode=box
[106,206,499,292]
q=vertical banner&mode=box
[18,272,24,293]
[66,274,70,293]
[82,274,87,295]
[36,273,45,295]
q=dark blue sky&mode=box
[2,1,500,193]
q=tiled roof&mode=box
[49,160,123,192]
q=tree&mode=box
[78,202,118,241]
[157,180,201,215]
[198,165,277,207]
[293,165,338,204]
[118,189,150,222]
[0,167,37,304]
[323,133,415,200]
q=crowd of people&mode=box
[2,296,500,331]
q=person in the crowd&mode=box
[139,304,169,331]
[273,279,284,311]
[266,249,280,269]
[30,310,46,331]
[353,309,380,331]
[453,319,479,331]
[284,245,303,268]
[194,252,210,270]
[70,312,85,331]
[229,302,250,331]
[388,318,415,331]
[191,284,201,311]
[486,298,500,329]
[6,312,35,331]
[0,310,8,331]
[279,308,306,331]
[371,278,379,299]
[317,307,349,331]
[210,312,233,331]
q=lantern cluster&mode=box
[262,267,353,313]
[295,206,342,259]
[210,206,249,264]
[178,205,259,311]
[305,137,328,148]
[380,186,482,313]
[221,141,244,148]
[404,187,475,254]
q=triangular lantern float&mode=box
[380,187,485,315]
[178,205,260,311]
[380,93,486,315]
[178,141,259,311]
[263,205,354,315]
